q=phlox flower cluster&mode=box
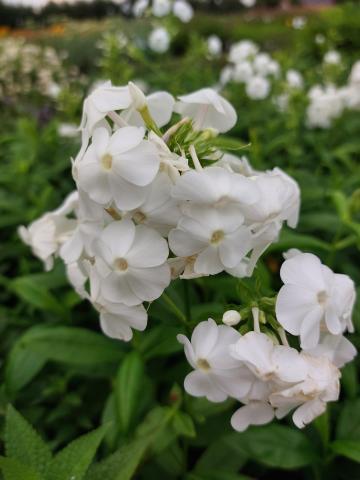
[220,40,280,100]
[132,0,193,23]
[0,38,82,102]
[20,80,299,344]
[20,78,357,433]
[306,60,360,128]
[179,249,356,432]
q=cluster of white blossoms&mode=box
[220,40,280,100]
[133,0,193,23]
[0,38,82,102]
[179,249,356,431]
[306,59,360,128]
[19,80,356,432]
[20,80,299,343]
[148,27,171,54]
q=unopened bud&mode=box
[128,81,147,110]
[222,310,241,326]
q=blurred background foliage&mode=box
[0,1,359,479]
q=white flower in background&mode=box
[270,354,340,428]
[175,88,237,132]
[58,123,79,138]
[324,50,341,65]
[274,93,289,112]
[304,334,357,368]
[207,35,222,57]
[315,33,325,45]
[128,172,181,236]
[229,40,258,63]
[253,53,273,76]
[306,85,344,128]
[219,66,234,86]
[233,61,253,83]
[121,90,175,128]
[222,310,241,326]
[173,0,194,23]
[239,0,256,7]
[93,219,170,305]
[169,206,253,275]
[18,191,79,271]
[177,318,247,402]
[80,81,131,134]
[152,0,171,17]
[77,126,160,210]
[276,252,356,348]
[292,16,306,30]
[286,69,303,89]
[349,60,360,85]
[148,27,170,53]
[245,75,270,100]
[133,0,149,16]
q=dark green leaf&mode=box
[46,424,108,480]
[331,440,360,463]
[172,411,196,438]
[115,351,145,434]
[5,405,52,475]
[0,457,44,480]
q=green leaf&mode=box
[5,405,52,475]
[5,326,125,392]
[11,276,68,318]
[85,436,149,480]
[268,229,331,253]
[137,325,184,360]
[331,440,360,463]
[337,399,360,441]
[0,457,44,480]
[188,473,251,480]
[195,434,248,474]
[5,344,47,393]
[227,425,318,469]
[115,351,145,434]
[172,411,196,438]
[86,407,174,480]
[46,424,108,480]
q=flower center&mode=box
[101,153,113,170]
[210,230,225,245]
[317,290,328,306]
[114,258,128,272]
[197,358,211,371]
[133,210,147,224]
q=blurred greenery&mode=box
[0,3,359,480]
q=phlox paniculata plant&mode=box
[20,80,357,433]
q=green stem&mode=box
[161,293,188,327]
[183,281,191,323]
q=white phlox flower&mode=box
[228,40,258,63]
[207,35,222,57]
[152,0,172,17]
[121,90,175,128]
[76,126,160,210]
[245,75,270,100]
[270,353,340,428]
[172,0,193,23]
[175,88,237,133]
[177,318,249,402]
[18,191,79,271]
[276,252,356,348]
[148,27,170,53]
[93,218,170,306]
[128,172,182,236]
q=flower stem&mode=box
[162,292,188,326]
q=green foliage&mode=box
[0,5,359,480]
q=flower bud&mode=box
[222,310,241,326]
[128,81,147,110]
